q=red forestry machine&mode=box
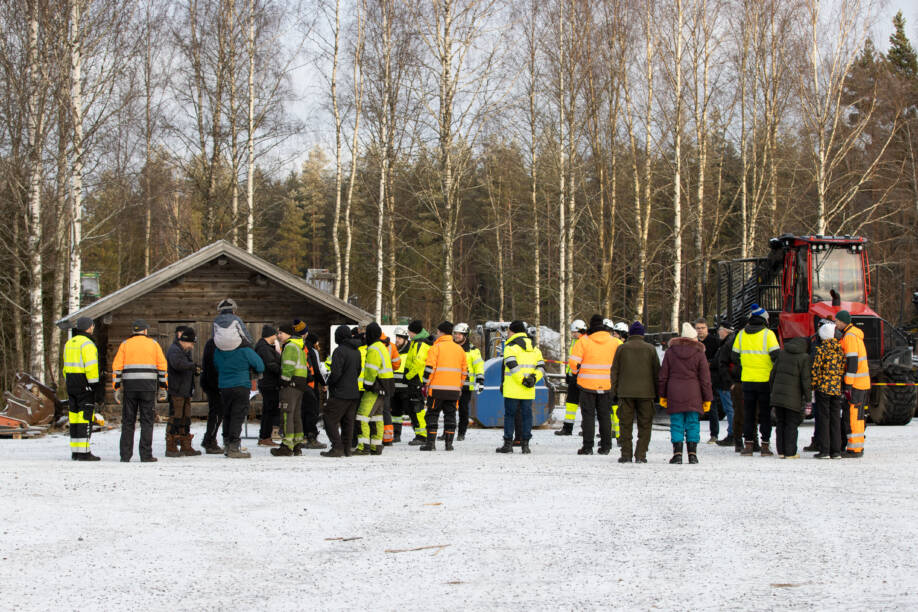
[717,234,917,425]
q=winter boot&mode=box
[716,433,734,447]
[521,440,531,454]
[73,452,101,461]
[495,439,513,454]
[408,435,427,446]
[419,436,436,451]
[444,433,455,451]
[320,447,345,458]
[203,438,223,454]
[352,446,372,455]
[669,442,683,464]
[226,442,251,459]
[555,422,574,436]
[180,435,202,456]
[577,446,593,455]
[760,442,774,457]
[438,433,447,441]
[752,440,761,453]
[393,423,402,443]
[258,438,278,447]
[370,445,383,455]
[741,440,755,456]
[303,435,327,450]
[687,442,699,464]
[140,456,158,463]
[456,433,466,442]
[803,438,819,452]
[165,434,182,458]
[271,444,293,457]
[734,436,743,453]
[597,445,611,455]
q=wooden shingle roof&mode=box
[56,240,372,328]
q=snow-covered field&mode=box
[3,411,918,611]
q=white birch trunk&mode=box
[26,1,45,379]
[68,0,84,316]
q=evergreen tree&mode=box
[887,11,918,79]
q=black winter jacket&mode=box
[701,333,720,387]
[200,339,219,394]
[166,340,197,398]
[328,334,361,401]
[255,338,282,391]
[769,337,812,411]
[716,332,737,390]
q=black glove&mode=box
[565,373,577,387]
[522,374,536,388]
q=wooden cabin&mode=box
[56,241,372,410]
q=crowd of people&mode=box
[61,299,870,463]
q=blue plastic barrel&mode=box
[472,357,552,427]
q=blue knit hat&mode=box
[628,321,645,336]
[750,303,769,321]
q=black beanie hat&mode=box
[366,322,382,344]
[278,323,295,336]
[408,320,423,334]
[179,328,197,343]
[334,325,351,343]
[261,324,277,338]
[509,320,526,334]
[437,320,454,335]
[589,314,605,330]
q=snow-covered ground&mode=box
[3,411,918,611]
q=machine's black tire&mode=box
[869,365,915,426]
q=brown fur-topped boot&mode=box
[165,433,182,458]
[180,434,202,456]
[760,441,774,457]
[740,440,755,456]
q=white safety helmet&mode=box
[453,322,470,335]
[603,318,615,330]
[394,326,409,338]
[613,322,629,334]
[570,319,587,333]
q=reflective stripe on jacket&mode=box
[568,331,620,392]
[464,344,485,390]
[281,338,311,387]
[112,334,168,392]
[732,328,779,383]
[502,332,545,400]
[64,333,100,383]
[405,331,431,382]
[360,340,394,391]
[423,335,467,399]
[840,324,871,390]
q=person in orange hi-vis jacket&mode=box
[419,321,467,452]
[112,319,168,463]
[834,310,870,458]
[568,314,621,456]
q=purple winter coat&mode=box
[658,337,713,415]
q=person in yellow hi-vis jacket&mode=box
[403,320,432,445]
[63,317,105,461]
[731,304,780,456]
[556,319,587,437]
[451,323,484,442]
[355,323,393,455]
[496,321,544,455]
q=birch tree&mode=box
[412,0,506,319]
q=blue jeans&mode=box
[670,412,700,443]
[717,389,734,436]
[504,397,532,441]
